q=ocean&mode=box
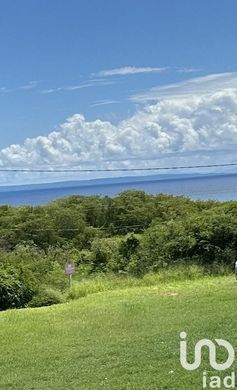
[0,173,237,206]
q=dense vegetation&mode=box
[0,190,236,309]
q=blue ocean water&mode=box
[0,174,237,206]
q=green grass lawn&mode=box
[0,275,236,389]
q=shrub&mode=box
[28,287,65,308]
[0,267,36,310]
[44,262,68,291]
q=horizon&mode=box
[0,171,236,206]
[0,169,237,190]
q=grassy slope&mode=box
[0,276,236,390]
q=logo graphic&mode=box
[180,332,235,371]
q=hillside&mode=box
[0,275,236,389]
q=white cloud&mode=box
[90,99,120,107]
[131,72,237,102]
[96,66,167,77]
[41,79,115,94]
[0,81,40,94]
[19,81,39,90]
[1,87,237,184]
[176,67,202,73]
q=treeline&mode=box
[0,190,236,309]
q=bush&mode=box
[28,287,65,308]
[0,266,36,310]
[44,262,68,291]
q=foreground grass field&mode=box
[0,275,236,389]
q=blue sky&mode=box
[1,0,237,183]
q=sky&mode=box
[1,0,237,184]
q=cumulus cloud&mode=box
[1,88,237,184]
[96,66,167,77]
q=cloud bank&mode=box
[1,88,237,182]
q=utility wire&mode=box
[0,224,146,232]
[0,162,237,172]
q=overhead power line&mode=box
[0,162,237,173]
[0,224,146,232]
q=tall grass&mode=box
[67,264,231,300]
